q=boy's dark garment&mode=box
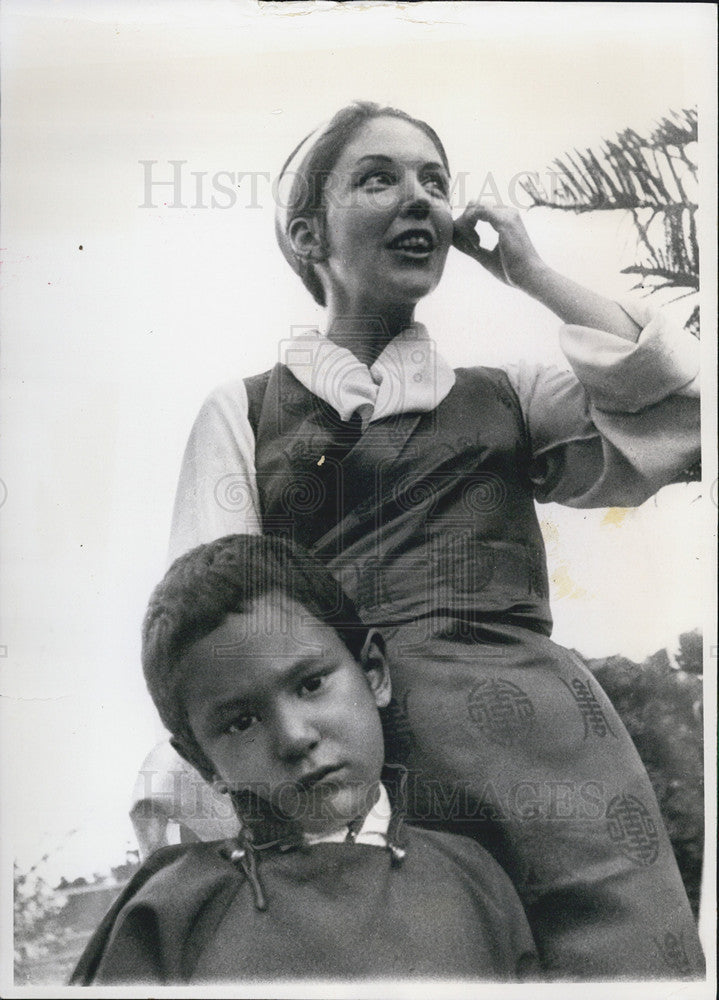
[71,825,539,984]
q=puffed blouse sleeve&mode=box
[168,379,262,564]
[504,299,700,507]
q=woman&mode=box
[157,103,702,977]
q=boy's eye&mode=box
[224,713,259,735]
[299,673,326,695]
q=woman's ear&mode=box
[288,216,326,263]
[360,629,392,708]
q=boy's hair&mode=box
[142,534,369,778]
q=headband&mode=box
[274,121,331,274]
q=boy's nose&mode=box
[272,705,320,762]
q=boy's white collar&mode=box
[281,324,456,425]
[303,782,392,847]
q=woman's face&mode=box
[318,116,454,313]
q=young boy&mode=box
[72,534,539,984]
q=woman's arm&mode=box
[168,380,262,564]
[505,354,699,507]
[452,203,642,341]
[452,204,700,507]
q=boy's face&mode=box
[176,596,391,836]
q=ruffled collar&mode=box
[280,323,456,425]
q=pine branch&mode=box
[521,107,699,330]
[520,107,698,215]
[684,304,700,338]
[621,265,699,290]
[649,109,697,148]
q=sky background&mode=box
[1,0,716,899]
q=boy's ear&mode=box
[170,736,216,786]
[288,216,326,263]
[359,629,392,709]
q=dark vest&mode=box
[245,364,551,634]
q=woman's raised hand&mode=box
[452,203,546,291]
[454,202,642,339]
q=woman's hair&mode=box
[142,533,369,777]
[281,101,450,306]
